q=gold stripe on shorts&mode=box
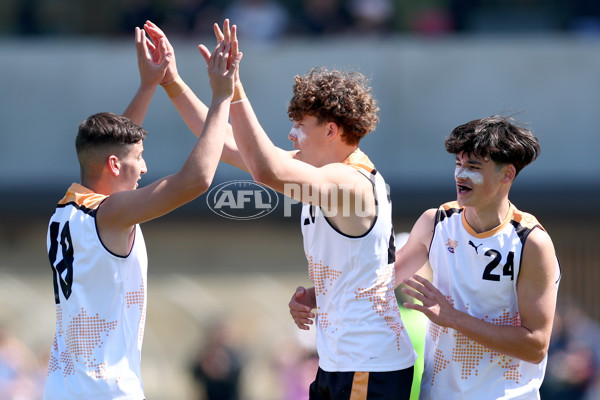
[349,371,369,400]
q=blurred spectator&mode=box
[159,0,225,37]
[448,0,566,33]
[0,328,44,400]
[409,6,454,35]
[224,0,289,42]
[347,0,394,35]
[190,319,243,400]
[287,0,353,37]
[568,0,600,35]
[119,0,161,35]
[272,331,318,400]
[15,0,41,35]
[540,299,600,400]
[8,0,600,37]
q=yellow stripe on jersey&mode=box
[58,183,106,211]
[343,148,375,174]
[349,371,369,400]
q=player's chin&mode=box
[455,190,473,206]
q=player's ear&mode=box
[326,122,339,140]
[501,164,516,184]
[107,155,121,177]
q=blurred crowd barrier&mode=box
[2,0,600,38]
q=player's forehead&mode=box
[456,152,490,165]
[123,140,144,156]
[295,114,322,126]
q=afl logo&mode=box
[206,180,279,220]
[446,238,459,253]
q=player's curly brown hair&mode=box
[287,67,379,145]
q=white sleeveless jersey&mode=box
[44,183,147,400]
[301,149,416,372]
[421,201,561,400]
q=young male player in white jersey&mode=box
[227,30,416,400]
[133,19,416,400]
[239,67,418,398]
[43,34,241,399]
[291,115,561,399]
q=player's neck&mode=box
[80,177,112,196]
[333,144,359,164]
[464,199,511,234]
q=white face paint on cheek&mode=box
[290,127,307,144]
[455,167,484,185]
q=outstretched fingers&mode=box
[144,20,166,44]
[135,27,149,62]
[401,274,433,307]
[232,25,239,58]
[214,19,231,44]
[198,44,211,66]
[403,275,427,294]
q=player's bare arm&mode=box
[142,20,250,172]
[122,26,171,125]
[403,227,558,364]
[97,41,239,255]
[394,208,436,286]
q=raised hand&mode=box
[212,20,240,76]
[135,26,172,88]
[289,286,316,330]
[143,20,179,84]
[200,40,242,102]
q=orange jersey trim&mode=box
[343,148,375,174]
[438,201,543,239]
[58,183,106,211]
[462,206,514,239]
[512,207,544,231]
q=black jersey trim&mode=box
[510,220,536,245]
[321,209,378,239]
[429,205,463,258]
[56,201,97,217]
[320,168,379,238]
[94,198,135,259]
[513,222,562,285]
[434,206,462,227]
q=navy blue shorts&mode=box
[309,366,414,400]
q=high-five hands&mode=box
[199,39,242,102]
[134,25,172,87]
[138,21,179,85]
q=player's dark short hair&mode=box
[445,115,540,176]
